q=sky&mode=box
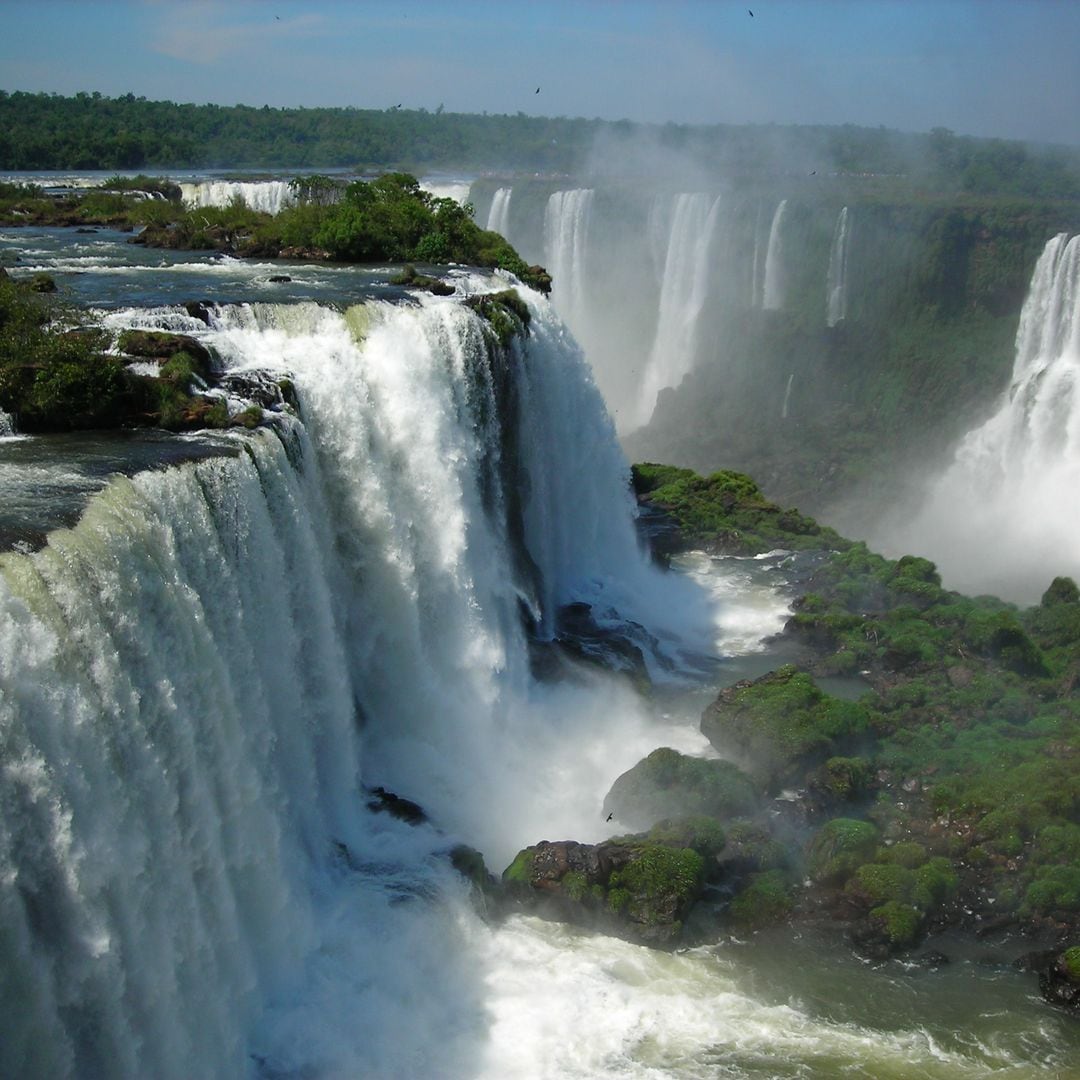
[2,0,1079,146]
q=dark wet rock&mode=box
[183,300,215,325]
[1025,947,1080,1013]
[217,370,287,410]
[267,275,292,283]
[366,786,427,826]
[118,330,214,378]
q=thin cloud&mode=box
[150,4,327,65]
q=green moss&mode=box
[729,870,794,929]
[1023,865,1080,914]
[914,857,960,905]
[821,756,875,800]
[851,862,918,905]
[502,849,535,885]
[877,842,928,869]
[562,870,590,902]
[702,667,871,788]
[233,404,263,429]
[604,747,758,831]
[608,845,704,925]
[807,818,880,884]
[645,816,727,857]
[870,901,922,945]
[1063,947,1080,981]
[607,887,631,914]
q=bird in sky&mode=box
[535,87,541,94]
[606,812,614,822]
[749,9,754,15]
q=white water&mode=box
[420,179,472,205]
[544,189,594,335]
[179,180,296,215]
[762,199,788,311]
[826,206,850,327]
[0,291,719,1077]
[634,193,722,428]
[0,409,15,437]
[895,232,1080,601]
[486,187,512,236]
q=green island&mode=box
[497,464,1080,1011]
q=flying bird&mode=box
[605,812,614,822]
[748,9,754,15]
[535,87,541,94]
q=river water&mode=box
[1,219,1077,1079]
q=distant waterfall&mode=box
[543,189,594,331]
[486,187,512,236]
[762,199,788,311]
[0,409,14,437]
[0,292,713,1077]
[635,193,722,428]
[179,180,297,215]
[781,373,795,419]
[826,206,850,326]
[418,180,472,205]
[898,233,1080,601]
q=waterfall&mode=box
[543,189,594,333]
[0,409,14,437]
[762,199,788,311]
[485,188,512,236]
[781,372,795,419]
[634,193,722,428]
[826,206,850,327]
[0,292,714,1077]
[179,180,297,215]
[897,233,1080,601]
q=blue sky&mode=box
[3,0,1079,146]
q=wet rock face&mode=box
[1028,948,1080,1014]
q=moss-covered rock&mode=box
[500,835,707,947]
[806,818,880,885]
[603,747,759,831]
[729,869,795,930]
[701,666,870,790]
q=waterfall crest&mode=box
[179,180,297,215]
[0,292,714,1077]
[898,232,1080,600]
[826,206,850,326]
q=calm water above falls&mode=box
[1,226,1077,1078]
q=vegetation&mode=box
[0,171,551,293]
[602,746,759,831]
[633,460,1080,956]
[632,464,847,555]
[3,93,1080,202]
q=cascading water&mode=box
[895,232,1080,601]
[179,180,297,215]
[485,187,512,236]
[0,408,15,437]
[634,193,722,428]
[0,289,717,1078]
[543,189,594,334]
[826,206,850,327]
[762,199,788,311]
[781,372,795,419]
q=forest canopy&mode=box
[2,90,1080,200]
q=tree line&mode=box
[2,91,1079,201]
